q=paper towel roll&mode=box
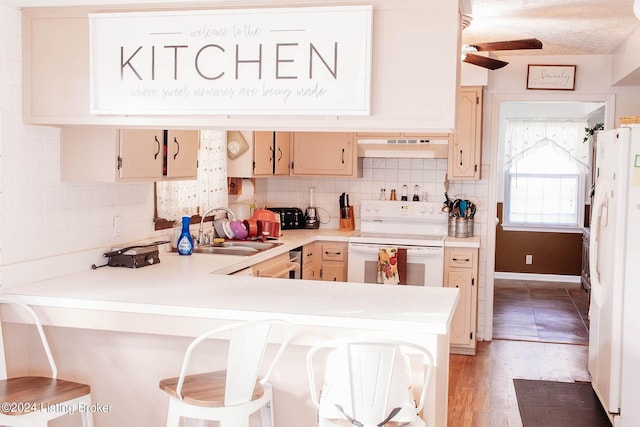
[235,178,255,202]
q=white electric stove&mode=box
[348,200,448,286]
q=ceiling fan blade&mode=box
[463,53,508,70]
[472,38,543,52]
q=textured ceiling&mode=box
[463,0,640,55]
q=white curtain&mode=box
[504,120,590,171]
[156,130,228,221]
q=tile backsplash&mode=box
[259,158,488,231]
[1,5,158,273]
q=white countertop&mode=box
[3,228,459,335]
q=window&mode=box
[154,130,228,229]
[502,120,589,231]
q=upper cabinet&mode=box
[228,132,360,178]
[22,3,460,131]
[291,132,358,177]
[448,86,483,180]
[61,127,199,182]
[253,132,291,177]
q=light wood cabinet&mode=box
[444,247,479,355]
[253,131,291,176]
[61,127,199,182]
[447,86,482,179]
[291,132,359,177]
[448,86,483,180]
[319,242,348,282]
[302,242,320,280]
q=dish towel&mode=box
[397,248,407,285]
[378,247,400,284]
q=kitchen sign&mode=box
[89,6,372,116]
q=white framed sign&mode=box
[526,64,576,90]
[89,6,372,116]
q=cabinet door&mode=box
[302,242,318,280]
[321,264,345,282]
[447,270,473,346]
[449,87,482,180]
[166,130,199,178]
[119,129,164,179]
[291,132,355,176]
[274,132,291,176]
[253,131,275,176]
[320,242,347,282]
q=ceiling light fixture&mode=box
[635,0,640,20]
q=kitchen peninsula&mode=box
[2,229,460,427]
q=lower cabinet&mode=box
[301,241,348,282]
[444,247,479,355]
[302,242,320,280]
[319,242,348,282]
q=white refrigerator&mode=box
[589,125,640,426]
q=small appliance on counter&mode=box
[100,240,169,268]
[267,207,305,230]
[304,187,320,229]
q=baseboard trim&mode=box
[494,272,581,283]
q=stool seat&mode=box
[0,376,91,416]
[159,370,264,407]
[0,297,94,427]
[159,319,291,427]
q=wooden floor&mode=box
[448,280,593,427]
[493,279,590,344]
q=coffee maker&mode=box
[304,187,320,229]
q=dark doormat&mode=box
[513,379,612,427]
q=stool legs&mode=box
[259,399,274,427]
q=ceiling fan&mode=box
[462,38,543,70]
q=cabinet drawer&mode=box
[322,243,346,262]
[447,250,474,268]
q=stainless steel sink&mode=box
[192,241,282,256]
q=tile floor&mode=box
[493,279,590,345]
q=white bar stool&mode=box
[0,297,94,427]
[159,319,292,427]
[307,338,434,427]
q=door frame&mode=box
[483,92,616,340]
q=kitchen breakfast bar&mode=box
[1,251,459,427]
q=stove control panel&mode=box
[360,200,446,221]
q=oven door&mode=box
[347,242,443,287]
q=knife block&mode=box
[339,206,355,231]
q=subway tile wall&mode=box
[0,5,157,271]
[261,157,489,233]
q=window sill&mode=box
[501,224,585,234]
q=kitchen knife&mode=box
[345,194,350,218]
[339,193,345,218]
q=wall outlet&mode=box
[525,254,533,265]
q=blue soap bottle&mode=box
[177,216,194,255]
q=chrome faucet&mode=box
[198,207,236,245]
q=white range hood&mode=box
[357,138,449,159]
